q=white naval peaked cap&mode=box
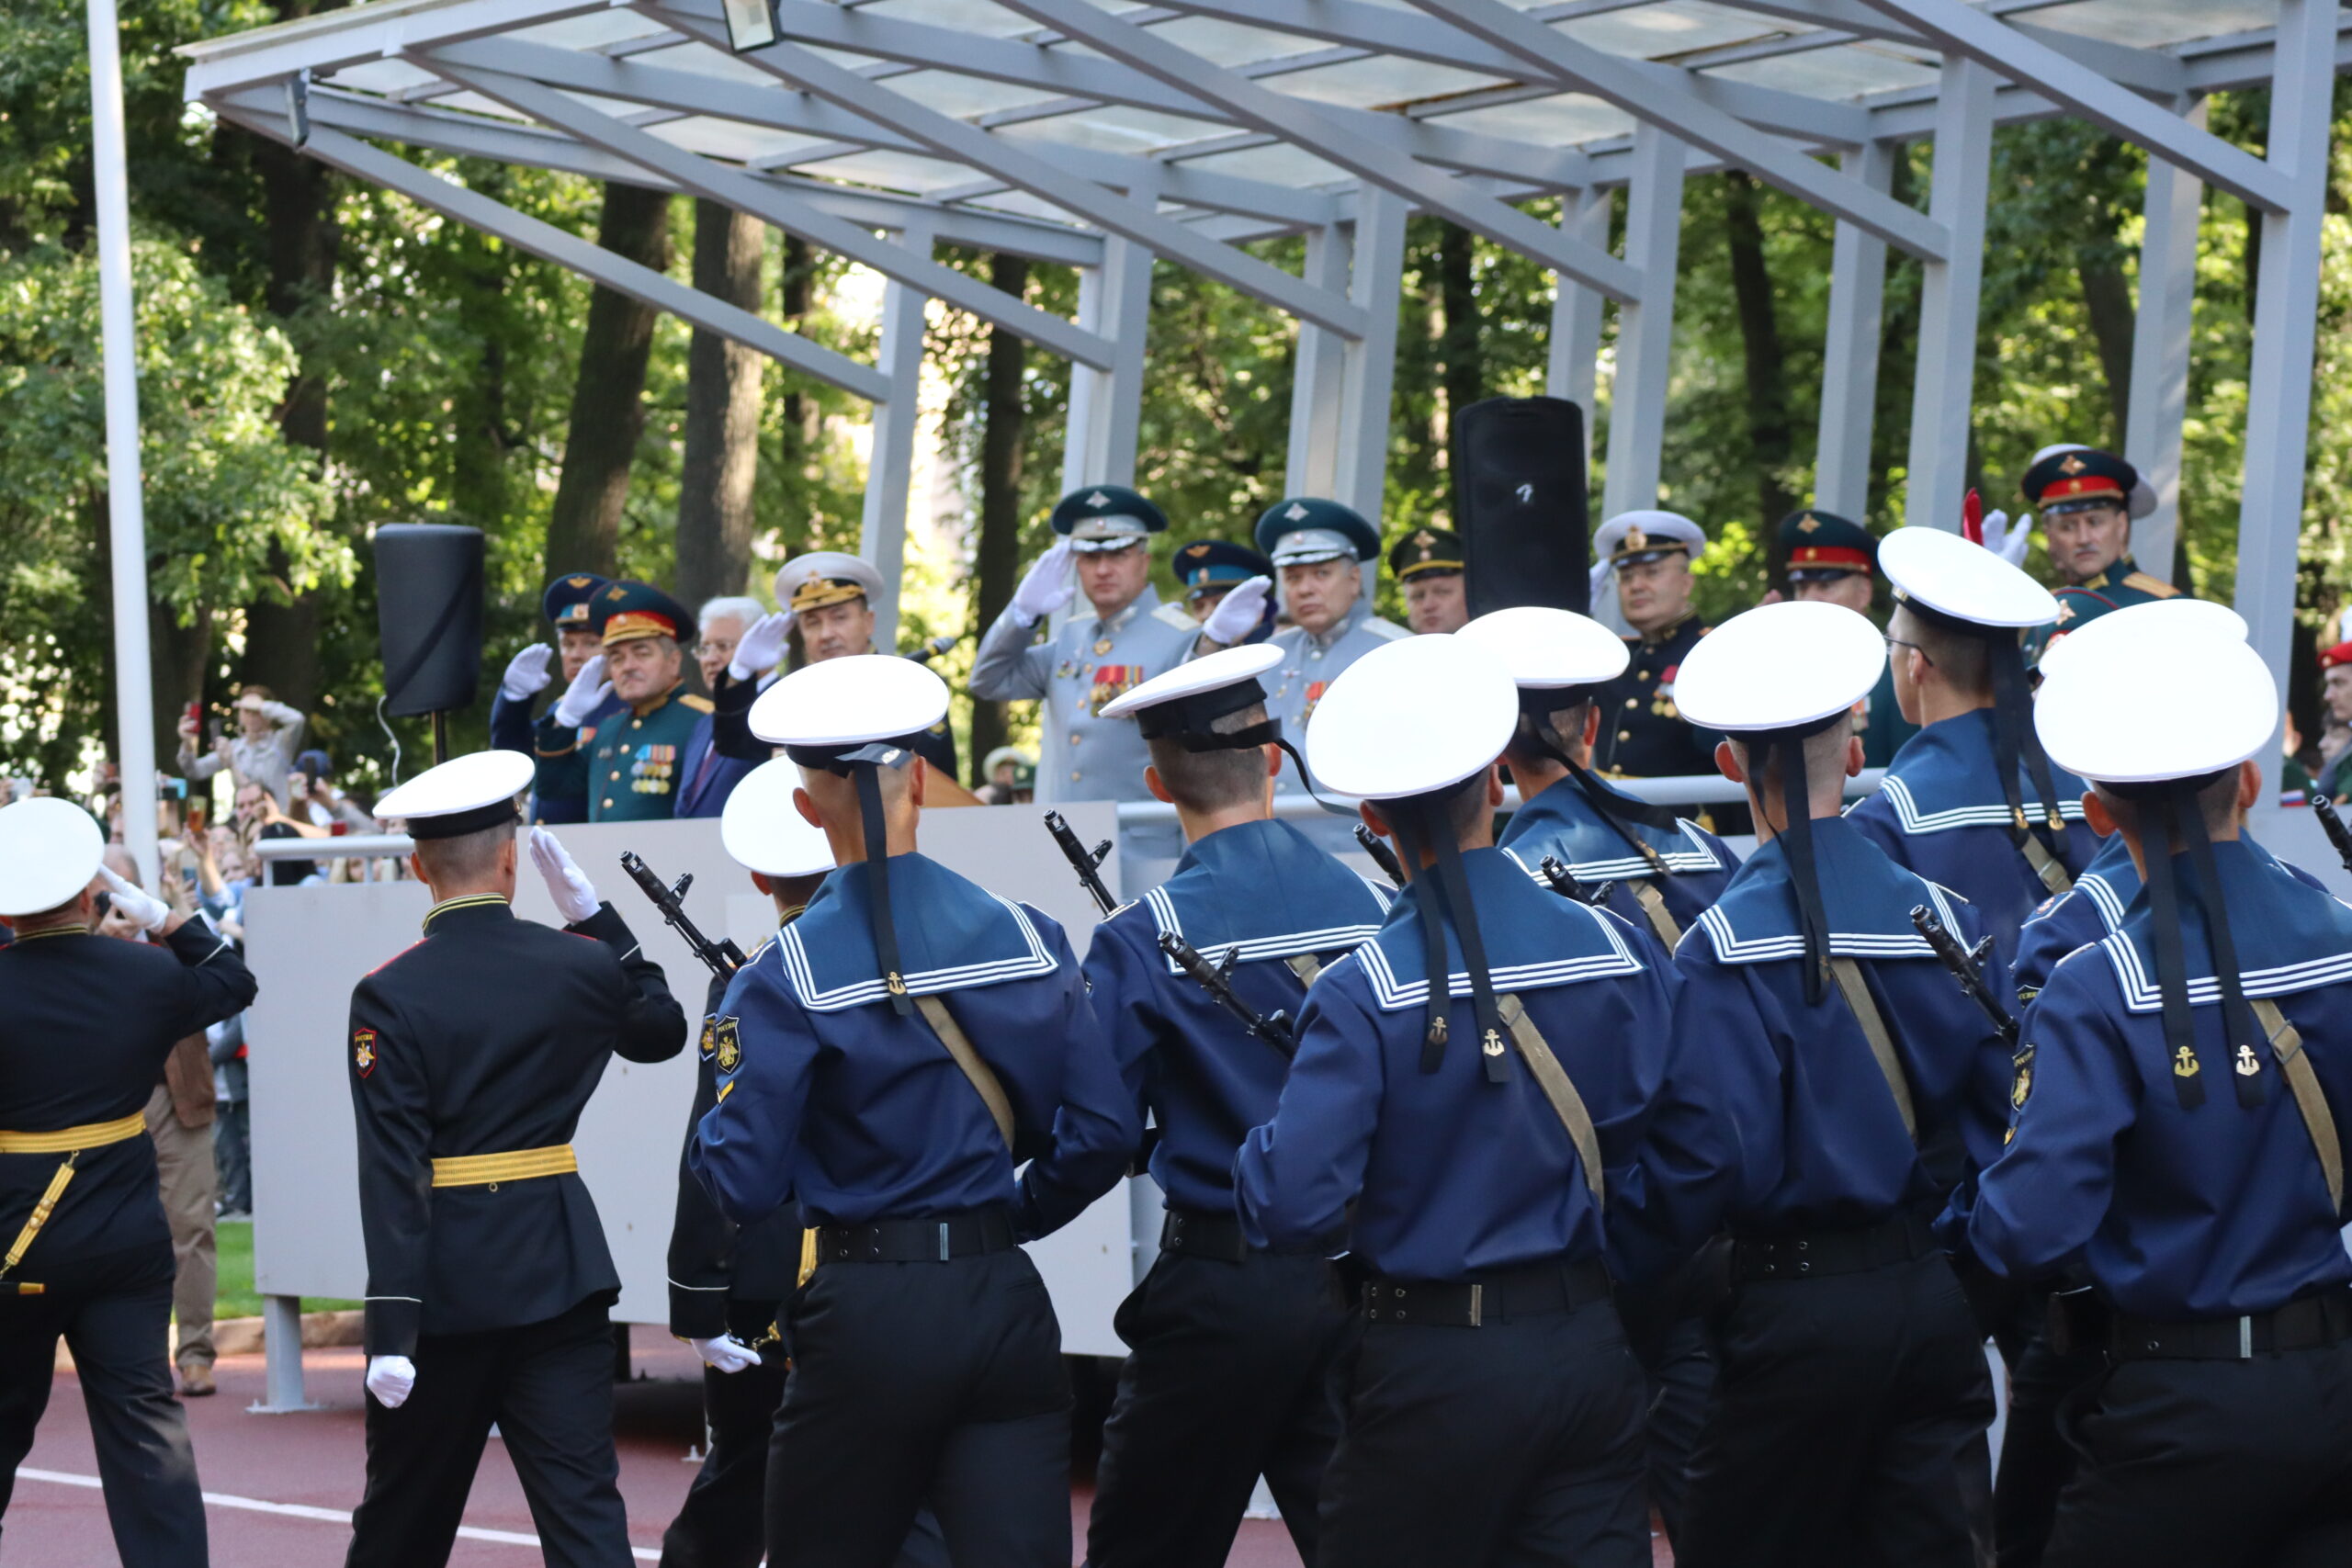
[1672,601,1885,735]
[1880,525,2061,629]
[751,652,948,748]
[1100,643,1283,723]
[0,796,106,918]
[772,550,883,614]
[1592,510,1706,567]
[1456,605,1631,689]
[720,758,838,878]
[1305,633,1518,801]
[2033,597,2248,683]
[372,750,534,840]
[2036,631,2276,785]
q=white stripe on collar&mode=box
[777,893,1057,1012]
[1357,899,1644,1010]
[1501,823,1723,886]
[2077,873,2127,931]
[1142,875,1391,976]
[2097,930,2352,1014]
[1697,878,1967,965]
[1871,774,2087,836]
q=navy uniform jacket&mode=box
[1236,849,1676,1281]
[348,897,685,1357]
[1972,840,2352,1320]
[677,712,760,820]
[0,919,253,1281]
[1617,818,2013,1281]
[1590,614,1720,779]
[971,585,1199,803]
[1847,706,2100,959]
[1081,818,1392,1215]
[668,968,801,1337]
[1497,772,1738,941]
[692,853,1138,1241]
[517,688,624,826]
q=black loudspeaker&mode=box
[374,524,485,717]
[1452,395,1590,617]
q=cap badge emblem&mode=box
[567,575,593,588]
[1284,502,1309,522]
[1797,514,1820,533]
[2060,454,2087,475]
[1087,491,1110,509]
[605,584,628,600]
[1413,529,1435,548]
[1623,527,1649,551]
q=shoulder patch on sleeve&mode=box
[353,1028,379,1077]
[1364,617,1411,642]
[1152,601,1198,631]
[680,694,715,714]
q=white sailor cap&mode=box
[2037,630,2276,785]
[2034,597,2247,683]
[1673,601,1885,736]
[1593,510,1706,570]
[750,652,949,751]
[720,758,838,878]
[1456,606,1631,692]
[1880,525,2059,630]
[1101,643,1282,726]
[0,797,106,918]
[773,551,883,616]
[2030,443,2156,521]
[373,750,535,840]
[1305,634,1518,801]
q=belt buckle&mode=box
[1467,1282,1483,1328]
[938,1222,952,1263]
[2239,1314,2254,1360]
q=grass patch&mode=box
[215,1220,359,1319]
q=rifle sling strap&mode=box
[914,994,1016,1152]
[1283,953,1324,987]
[1829,956,1918,1143]
[2019,832,2075,897]
[1497,994,1604,1205]
[2256,998,2344,1213]
[1631,881,1682,951]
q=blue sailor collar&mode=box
[1355,846,1645,1011]
[777,852,1056,1012]
[2099,839,2352,1011]
[2061,832,2138,934]
[1867,707,2088,834]
[1698,815,1966,965]
[1500,773,1725,883]
[1141,818,1391,974]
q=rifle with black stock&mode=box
[1353,823,1408,886]
[620,851,747,980]
[2313,795,2352,879]
[1910,903,2018,1047]
[1538,854,1617,909]
[1043,810,1119,918]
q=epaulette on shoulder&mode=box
[1151,601,1197,631]
[1365,617,1411,642]
[2121,572,2181,600]
[365,939,427,978]
[679,694,716,714]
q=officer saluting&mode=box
[535,581,714,824]
[691,656,1137,1568]
[1238,634,1676,1568]
[1620,602,2007,1568]
[492,572,624,824]
[1971,627,2352,1566]
[1171,538,1276,640]
[0,799,254,1566]
[1075,645,1391,1568]
[345,750,685,1568]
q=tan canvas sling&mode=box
[1496,994,1605,1205]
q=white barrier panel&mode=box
[243,803,1136,1362]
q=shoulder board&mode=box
[1364,617,1411,642]
[365,939,427,978]
[680,694,715,714]
[533,739,575,758]
[1151,601,1198,631]
[2120,572,2181,599]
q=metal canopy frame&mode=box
[178,0,2350,800]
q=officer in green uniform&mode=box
[2318,641,2352,807]
[1774,507,1917,769]
[571,581,712,824]
[1387,526,1469,635]
[1588,511,1718,781]
[2020,447,2181,654]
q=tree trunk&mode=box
[778,233,820,491]
[149,601,214,776]
[2078,256,2135,445]
[544,183,671,584]
[1436,221,1480,452]
[449,165,512,535]
[677,200,767,607]
[967,252,1030,784]
[1724,171,1795,530]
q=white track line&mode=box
[17,1468,662,1560]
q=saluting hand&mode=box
[1980,509,2032,569]
[552,655,612,730]
[366,1355,415,1409]
[96,865,171,934]
[1011,541,1077,626]
[529,828,603,925]
[501,643,555,703]
[690,1335,761,1375]
[729,610,794,683]
[1198,574,1271,648]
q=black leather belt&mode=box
[1732,1212,1936,1283]
[1363,1258,1612,1328]
[2110,1288,2352,1361]
[813,1207,1014,1264]
[1161,1207,1250,1262]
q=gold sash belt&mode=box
[0,1111,146,1156]
[430,1145,577,1188]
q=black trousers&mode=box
[1085,1247,1347,1568]
[0,1244,206,1568]
[2042,1343,2352,1568]
[1992,1305,2101,1568]
[346,1293,633,1568]
[1316,1293,1648,1568]
[212,1100,251,1215]
[1677,1253,1995,1568]
[767,1247,1070,1568]
[1615,1266,1717,1545]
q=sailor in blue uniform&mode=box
[490,572,624,824]
[1619,601,2007,1568]
[1970,628,2352,1568]
[1069,646,1391,1568]
[1237,634,1674,1568]
[1850,526,2098,959]
[1464,605,1738,953]
[691,655,1137,1568]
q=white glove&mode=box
[1010,541,1076,626]
[529,828,602,924]
[366,1355,416,1409]
[729,610,794,683]
[690,1335,761,1375]
[1198,575,1271,647]
[1981,508,2032,568]
[500,644,554,703]
[551,655,611,729]
[96,865,169,933]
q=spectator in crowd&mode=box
[289,750,376,835]
[2316,640,2352,805]
[176,686,308,807]
[195,822,255,938]
[679,595,768,819]
[973,746,1036,806]
[99,848,222,1398]
[232,776,327,887]
[209,1011,251,1221]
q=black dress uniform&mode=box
[1589,612,1718,780]
[344,891,684,1568]
[0,912,254,1567]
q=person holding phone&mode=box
[176,686,307,808]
